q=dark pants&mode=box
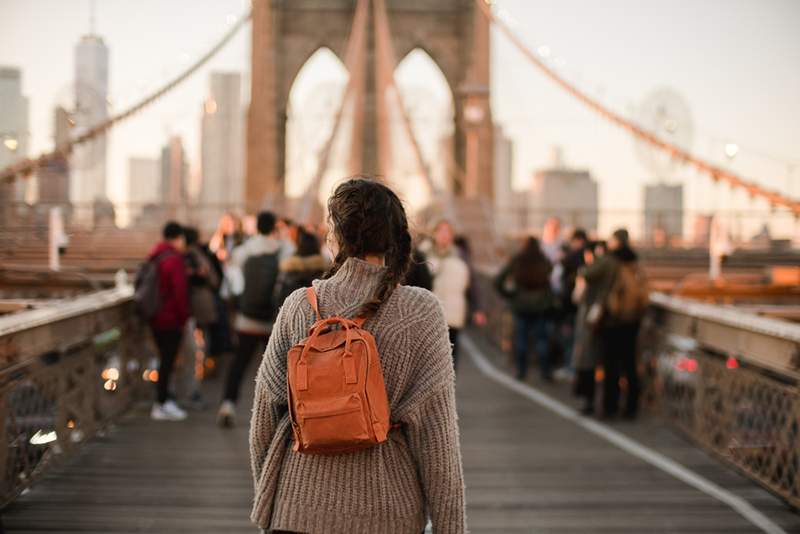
[513,313,551,380]
[223,331,269,403]
[574,369,596,409]
[601,322,641,417]
[152,328,183,404]
[448,328,460,370]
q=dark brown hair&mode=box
[512,237,552,290]
[325,177,412,317]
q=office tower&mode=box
[644,183,684,245]
[71,33,109,223]
[527,147,598,232]
[0,66,30,209]
[200,72,243,222]
[161,136,188,217]
[493,123,521,236]
[38,107,72,206]
[127,157,160,225]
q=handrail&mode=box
[0,286,132,339]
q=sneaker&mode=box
[151,402,187,421]
[217,400,236,428]
[553,367,574,383]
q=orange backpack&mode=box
[287,287,392,454]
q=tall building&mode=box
[38,107,72,206]
[161,136,188,209]
[71,33,109,223]
[527,148,598,232]
[492,124,521,236]
[0,66,30,209]
[200,72,243,221]
[643,183,684,245]
[127,157,160,225]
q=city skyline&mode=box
[0,0,798,225]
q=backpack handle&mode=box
[305,287,367,328]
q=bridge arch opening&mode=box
[393,48,456,210]
[285,47,348,199]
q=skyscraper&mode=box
[37,106,72,206]
[527,148,599,233]
[200,72,243,221]
[644,183,684,246]
[0,66,30,208]
[127,157,160,225]
[493,123,520,236]
[71,33,109,223]
[161,136,188,219]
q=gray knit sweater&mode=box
[249,258,466,533]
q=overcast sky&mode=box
[1,0,798,233]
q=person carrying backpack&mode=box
[494,237,555,381]
[137,221,190,421]
[217,211,288,427]
[249,178,466,534]
[581,229,648,419]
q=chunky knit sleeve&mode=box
[249,289,308,488]
[402,297,466,534]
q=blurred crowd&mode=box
[494,217,650,419]
[134,211,489,425]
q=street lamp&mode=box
[460,83,489,198]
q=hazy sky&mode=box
[1,0,799,230]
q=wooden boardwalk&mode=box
[4,333,800,533]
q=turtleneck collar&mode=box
[313,257,387,318]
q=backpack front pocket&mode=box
[296,393,372,450]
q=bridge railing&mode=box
[0,286,148,506]
[648,293,800,509]
[475,271,800,509]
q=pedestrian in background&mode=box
[428,220,475,370]
[553,228,589,381]
[494,237,554,381]
[273,226,328,305]
[147,221,190,421]
[218,212,287,427]
[579,229,648,418]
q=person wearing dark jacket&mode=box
[495,237,555,381]
[218,212,290,427]
[148,221,190,421]
[273,227,328,306]
[580,229,648,418]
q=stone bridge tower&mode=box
[247,0,493,210]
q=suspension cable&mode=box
[0,9,252,184]
[476,0,800,216]
[373,0,457,222]
[297,0,369,222]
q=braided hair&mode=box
[325,177,412,318]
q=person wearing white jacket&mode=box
[427,220,485,369]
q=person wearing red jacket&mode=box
[148,221,190,421]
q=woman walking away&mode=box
[495,237,554,381]
[249,178,466,534]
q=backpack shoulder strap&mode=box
[305,286,368,328]
[305,287,322,321]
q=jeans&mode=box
[223,331,269,403]
[151,328,183,404]
[513,313,551,380]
